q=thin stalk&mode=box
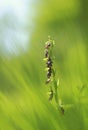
[44,36,64,114]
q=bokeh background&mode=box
[0,0,88,130]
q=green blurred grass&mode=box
[0,42,88,130]
[0,0,88,129]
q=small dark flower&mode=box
[46,58,53,67]
[45,49,48,58]
[47,61,52,67]
[45,42,51,49]
[47,71,51,78]
[48,57,52,63]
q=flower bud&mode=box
[46,78,51,84]
[47,71,51,78]
[48,89,53,101]
[45,49,48,58]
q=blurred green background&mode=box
[0,0,88,130]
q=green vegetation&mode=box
[0,0,88,130]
